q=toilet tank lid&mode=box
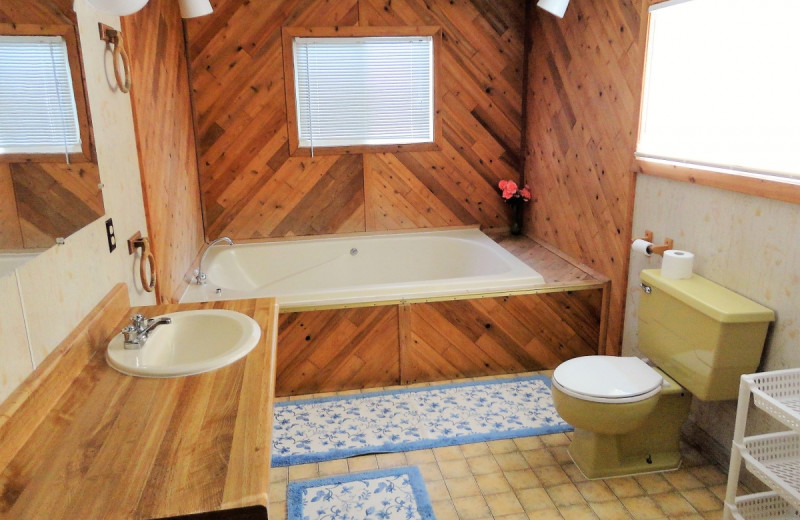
[553,356,663,400]
[640,269,775,324]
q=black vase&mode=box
[509,199,524,235]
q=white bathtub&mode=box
[180,228,545,310]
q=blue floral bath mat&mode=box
[288,466,435,520]
[272,374,571,467]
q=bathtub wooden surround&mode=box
[276,231,609,396]
[0,285,278,519]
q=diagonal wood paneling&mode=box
[184,0,527,240]
[402,291,601,384]
[524,0,643,353]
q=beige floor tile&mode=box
[461,442,492,458]
[270,480,288,502]
[288,463,319,481]
[406,449,436,464]
[515,436,545,451]
[589,500,634,520]
[607,478,646,499]
[347,454,379,472]
[562,464,589,484]
[270,466,289,483]
[467,454,503,475]
[547,483,588,507]
[435,445,466,462]
[620,496,665,520]
[680,488,724,512]
[708,484,727,501]
[649,491,698,516]
[702,510,723,520]
[440,457,473,479]
[268,500,287,520]
[486,491,526,516]
[542,433,572,447]
[524,449,560,468]
[417,461,445,482]
[517,487,557,512]
[496,451,532,472]
[317,458,349,477]
[376,451,407,468]
[497,514,531,520]
[445,476,482,498]
[549,446,573,465]
[663,470,706,491]
[528,509,565,520]
[489,439,521,454]
[432,499,460,520]
[453,495,492,520]
[426,479,452,502]
[576,481,616,503]
[559,503,600,520]
[688,465,728,487]
[506,468,542,490]
[534,465,572,487]
[633,473,673,495]
[476,472,513,495]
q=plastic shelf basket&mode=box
[743,370,800,433]
[728,492,800,520]
[739,432,800,508]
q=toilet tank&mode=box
[638,269,774,401]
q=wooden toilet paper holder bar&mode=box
[633,229,674,256]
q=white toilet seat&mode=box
[553,355,664,403]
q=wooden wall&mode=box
[183,0,527,240]
[122,0,206,302]
[524,0,643,353]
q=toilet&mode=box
[551,269,774,479]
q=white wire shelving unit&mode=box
[724,369,800,520]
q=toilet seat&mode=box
[553,356,664,403]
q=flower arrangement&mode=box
[498,180,531,202]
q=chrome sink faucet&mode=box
[194,237,234,285]
[122,314,172,349]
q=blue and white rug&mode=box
[272,374,571,467]
[288,467,435,520]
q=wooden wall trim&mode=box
[0,283,129,470]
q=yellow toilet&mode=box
[551,269,774,479]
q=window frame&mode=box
[634,0,800,205]
[281,26,442,156]
[0,24,94,164]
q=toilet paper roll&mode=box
[661,250,694,279]
[631,239,653,257]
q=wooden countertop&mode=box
[0,285,278,519]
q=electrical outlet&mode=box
[105,218,116,252]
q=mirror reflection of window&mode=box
[0,35,82,161]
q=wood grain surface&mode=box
[0,288,278,520]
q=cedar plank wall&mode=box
[183,0,525,240]
[122,0,205,303]
[524,0,642,353]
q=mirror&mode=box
[0,13,104,254]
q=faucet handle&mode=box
[130,313,148,331]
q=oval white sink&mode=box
[106,309,261,378]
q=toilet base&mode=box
[566,374,691,480]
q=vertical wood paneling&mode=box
[122,0,206,302]
[524,0,643,353]
[184,0,527,240]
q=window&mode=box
[283,27,441,155]
[0,35,82,158]
[636,0,800,201]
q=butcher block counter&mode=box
[0,284,278,519]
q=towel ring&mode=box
[128,233,157,293]
[99,23,131,94]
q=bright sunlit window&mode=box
[0,35,82,157]
[637,0,800,181]
[292,35,434,152]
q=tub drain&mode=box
[350,248,358,256]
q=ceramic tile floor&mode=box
[268,375,741,520]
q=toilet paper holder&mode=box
[632,230,674,256]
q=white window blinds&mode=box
[293,36,434,150]
[0,35,82,156]
[636,0,800,180]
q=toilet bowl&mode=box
[551,355,691,479]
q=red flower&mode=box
[497,179,530,201]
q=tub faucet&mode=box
[122,314,172,349]
[194,237,234,285]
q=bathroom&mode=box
[1,0,799,517]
